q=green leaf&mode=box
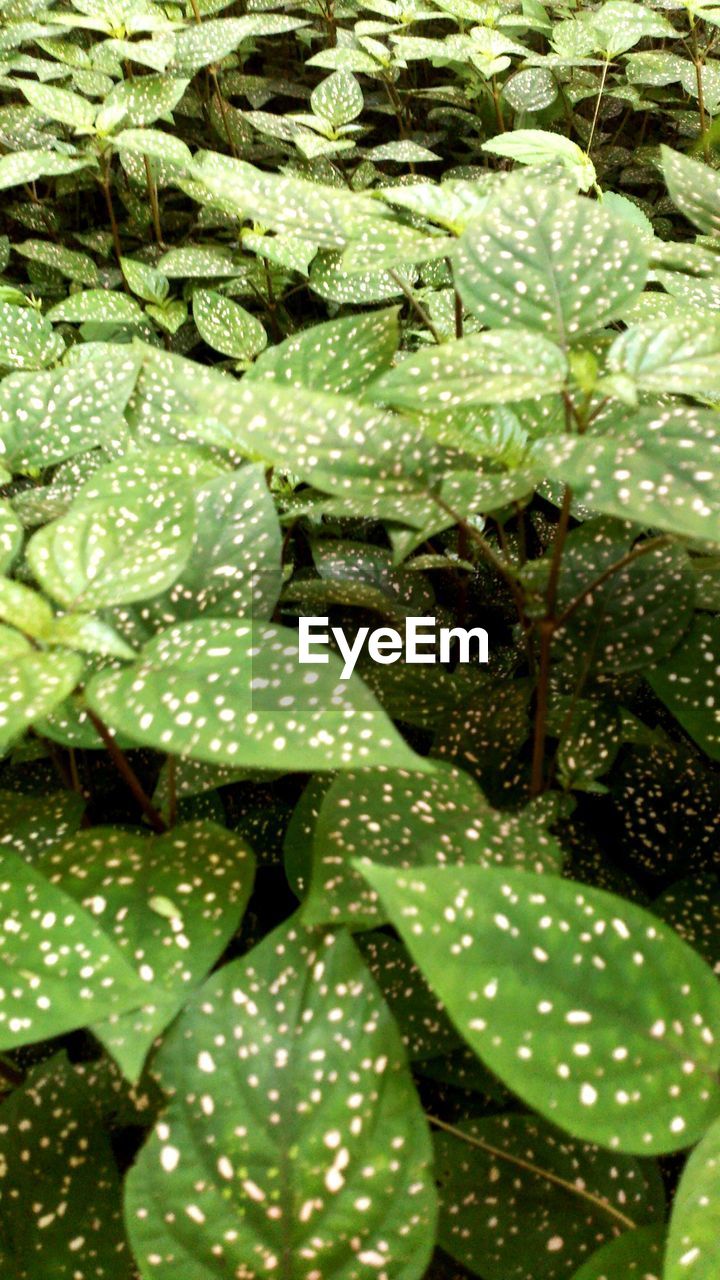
[303,762,562,929]
[38,821,255,1081]
[86,618,430,772]
[662,146,720,238]
[0,638,83,756]
[14,238,100,286]
[0,1053,133,1279]
[0,789,85,860]
[246,307,400,394]
[97,75,189,130]
[569,1224,665,1279]
[665,1112,720,1279]
[0,302,64,370]
[531,406,720,544]
[157,245,244,278]
[27,458,198,610]
[503,67,558,111]
[19,80,95,129]
[368,140,441,162]
[121,256,169,304]
[434,1114,665,1280]
[608,317,720,399]
[112,127,193,168]
[360,863,720,1153]
[454,181,649,344]
[0,149,92,190]
[482,129,596,191]
[193,288,267,360]
[0,576,54,638]
[647,615,720,761]
[311,70,364,126]
[125,921,437,1279]
[46,289,144,324]
[0,846,146,1048]
[356,930,461,1060]
[0,500,22,572]
[172,15,307,72]
[370,329,568,410]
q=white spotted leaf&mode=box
[246,307,400,395]
[434,1114,665,1280]
[311,71,364,127]
[37,821,255,1082]
[665,1112,720,1279]
[47,290,143,325]
[570,1224,665,1279]
[192,288,267,361]
[0,790,85,860]
[662,145,720,239]
[454,182,649,344]
[0,149,92,190]
[303,763,562,929]
[608,317,720,399]
[0,303,64,370]
[0,501,22,573]
[124,921,437,1279]
[86,618,430,772]
[0,1053,133,1279]
[359,863,720,1153]
[0,636,83,757]
[647,616,720,762]
[0,847,146,1049]
[370,330,568,411]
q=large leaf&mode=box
[172,15,306,71]
[0,302,64,370]
[665,1112,720,1279]
[370,329,568,410]
[661,145,720,238]
[360,863,720,1153]
[37,821,255,1081]
[303,762,563,929]
[531,406,720,544]
[125,921,437,1279]
[608,317,720,399]
[86,618,429,772]
[454,181,649,344]
[0,149,92,190]
[434,1114,665,1280]
[647,616,720,761]
[0,1053,133,1279]
[98,74,189,129]
[0,847,146,1049]
[19,80,95,129]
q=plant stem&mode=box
[690,17,711,162]
[530,484,572,796]
[388,270,442,343]
[86,709,167,833]
[427,1114,638,1231]
[555,535,670,627]
[587,56,610,153]
[144,157,165,248]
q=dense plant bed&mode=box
[1,0,720,1276]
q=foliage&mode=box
[0,0,719,1277]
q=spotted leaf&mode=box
[0,1053,133,1279]
[86,618,429,772]
[0,847,146,1049]
[454,181,649,345]
[570,1223,665,1279]
[0,302,64,370]
[665,1112,720,1279]
[0,636,83,757]
[246,307,400,395]
[311,71,364,127]
[192,288,267,361]
[647,616,720,761]
[125,922,437,1279]
[662,145,720,239]
[608,317,720,400]
[370,330,568,411]
[0,789,85,860]
[303,762,562,929]
[0,501,22,573]
[37,821,255,1082]
[434,1114,665,1280]
[360,863,720,1153]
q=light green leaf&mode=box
[0,501,22,573]
[370,329,568,410]
[531,405,720,544]
[0,302,64,370]
[303,762,562,928]
[47,289,143,324]
[158,244,244,277]
[608,317,720,399]
[648,616,720,761]
[112,127,193,168]
[19,81,95,130]
[0,639,83,756]
[38,821,255,1082]
[97,75,189,130]
[121,256,169,304]
[360,863,720,1153]
[241,230,317,277]
[311,70,363,126]
[125,921,436,1280]
[0,788,84,861]
[434,1114,665,1280]
[0,149,92,190]
[662,145,720,238]
[27,454,200,609]
[193,288,267,360]
[368,140,441,162]
[172,15,307,72]
[13,239,100,285]
[0,577,54,638]
[482,129,596,191]
[569,1224,665,1279]
[454,181,649,344]
[503,66,558,111]
[665,1112,720,1279]
[246,307,399,394]
[0,1054,133,1279]
[0,846,146,1047]
[86,618,431,772]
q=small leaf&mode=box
[246,307,399,394]
[0,500,22,572]
[482,129,596,190]
[0,149,92,190]
[608,317,720,399]
[311,70,364,126]
[46,290,143,324]
[569,1224,665,1279]
[97,75,189,130]
[360,863,720,1153]
[125,922,437,1279]
[0,789,85,860]
[648,616,720,761]
[19,81,95,129]
[0,302,64,370]
[193,288,267,360]
[0,639,83,756]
